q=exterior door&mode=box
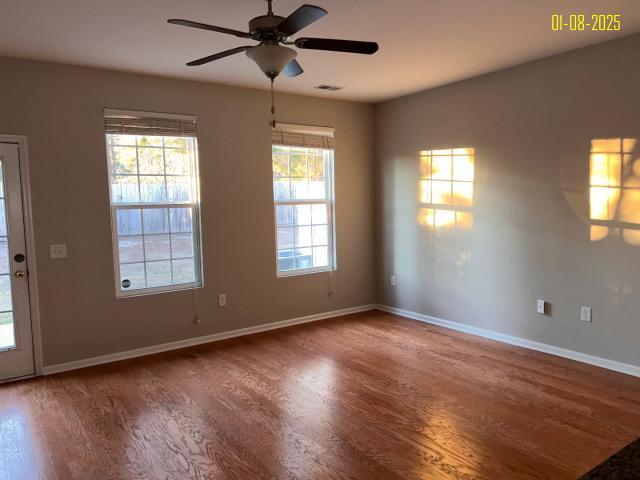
[0,143,34,380]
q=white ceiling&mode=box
[1,0,639,102]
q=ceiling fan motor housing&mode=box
[249,15,286,40]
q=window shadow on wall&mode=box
[589,138,640,245]
[417,148,475,231]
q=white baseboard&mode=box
[43,304,376,375]
[43,303,640,379]
[376,304,640,378]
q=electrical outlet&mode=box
[537,299,547,315]
[390,275,397,287]
[218,294,227,307]
[580,306,592,322]
[49,244,67,259]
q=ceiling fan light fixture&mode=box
[246,45,297,79]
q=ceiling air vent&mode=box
[314,84,344,91]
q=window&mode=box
[272,124,335,276]
[418,148,475,231]
[104,109,203,296]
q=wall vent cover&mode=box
[314,85,344,91]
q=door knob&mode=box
[14,270,25,278]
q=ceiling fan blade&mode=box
[168,19,251,38]
[283,59,304,77]
[186,46,253,66]
[295,37,379,55]
[277,5,327,36]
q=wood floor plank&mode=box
[0,310,639,479]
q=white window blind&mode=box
[272,123,336,276]
[104,109,203,296]
[105,109,197,137]
[272,123,335,149]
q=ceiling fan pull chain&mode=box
[270,78,277,128]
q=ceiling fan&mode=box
[168,0,379,80]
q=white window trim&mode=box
[272,147,336,278]
[104,111,203,298]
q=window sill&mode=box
[115,282,204,299]
[277,267,335,278]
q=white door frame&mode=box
[0,135,42,377]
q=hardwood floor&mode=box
[1,310,640,479]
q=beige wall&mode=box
[0,57,375,366]
[375,34,640,367]
[3,33,639,370]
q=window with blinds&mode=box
[104,109,203,296]
[272,123,336,276]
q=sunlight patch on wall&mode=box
[589,138,640,244]
[418,148,475,231]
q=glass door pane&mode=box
[0,162,14,349]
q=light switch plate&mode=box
[537,299,546,315]
[580,306,592,322]
[49,244,67,259]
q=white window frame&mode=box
[272,144,336,278]
[104,110,203,298]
